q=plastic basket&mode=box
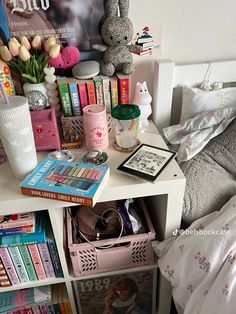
[67,198,156,277]
[61,114,114,136]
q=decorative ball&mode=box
[27,90,47,111]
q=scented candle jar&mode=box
[83,105,109,150]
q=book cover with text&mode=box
[21,158,110,207]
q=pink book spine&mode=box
[0,247,20,285]
[39,305,49,314]
[37,243,55,278]
[27,244,46,280]
[31,306,41,314]
[78,82,89,110]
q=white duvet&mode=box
[155,195,236,314]
[163,106,236,162]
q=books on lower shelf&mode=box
[0,212,63,288]
[0,213,36,236]
[20,158,110,207]
[0,284,72,314]
[57,73,130,117]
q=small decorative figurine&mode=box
[27,90,47,111]
[133,81,152,131]
[61,128,82,150]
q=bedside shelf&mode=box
[0,121,185,314]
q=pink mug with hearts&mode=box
[83,105,109,150]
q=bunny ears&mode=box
[105,0,129,18]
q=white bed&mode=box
[151,59,236,314]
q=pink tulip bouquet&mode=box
[0,36,60,84]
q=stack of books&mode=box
[57,73,130,116]
[0,212,63,288]
[133,33,155,56]
[0,285,72,314]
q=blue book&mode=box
[68,81,81,116]
[46,223,63,278]
[21,158,110,207]
[0,213,47,247]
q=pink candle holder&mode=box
[83,105,109,150]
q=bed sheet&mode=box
[154,195,236,314]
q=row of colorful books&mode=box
[57,73,131,117]
[0,213,63,287]
[0,285,72,314]
[4,301,72,314]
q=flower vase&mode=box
[23,82,49,105]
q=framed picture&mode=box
[73,266,157,314]
[2,0,105,50]
[117,144,176,183]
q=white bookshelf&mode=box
[0,122,185,314]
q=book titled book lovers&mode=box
[20,158,110,207]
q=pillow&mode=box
[180,86,236,121]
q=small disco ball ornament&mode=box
[27,90,47,111]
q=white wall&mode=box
[129,0,236,100]
[130,0,236,63]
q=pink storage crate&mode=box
[67,198,156,277]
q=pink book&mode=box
[0,247,20,285]
[78,81,89,110]
[37,243,55,278]
[27,244,46,280]
[39,305,48,314]
[0,256,11,287]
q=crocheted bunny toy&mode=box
[92,0,142,77]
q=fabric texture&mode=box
[181,86,236,121]
[163,105,236,162]
[181,117,236,223]
[155,195,236,314]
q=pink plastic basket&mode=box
[67,198,156,277]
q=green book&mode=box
[58,80,73,117]
[18,245,38,281]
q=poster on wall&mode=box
[73,266,157,314]
[2,0,105,50]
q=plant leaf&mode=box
[21,74,37,84]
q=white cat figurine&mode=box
[133,81,152,131]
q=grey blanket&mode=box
[181,118,236,224]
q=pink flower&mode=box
[19,45,30,61]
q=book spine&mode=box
[102,77,111,113]
[0,225,35,236]
[18,245,38,281]
[27,244,46,280]
[63,301,72,314]
[118,75,130,104]
[78,81,89,110]
[0,231,46,248]
[86,80,96,105]
[68,82,81,116]
[0,247,20,285]
[47,241,63,278]
[47,304,55,314]
[31,306,41,314]
[21,187,93,207]
[93,77,104,106]
[110,77,118,108]
[58,82,73,117]
[39,305,49,314]
[37,243,55,278]
[59,303,66,314]
[52,304,61,314]
[24,308,33,314]
[0,257,11,287]
[8,246,30,283]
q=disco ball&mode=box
[27,90,47,111]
